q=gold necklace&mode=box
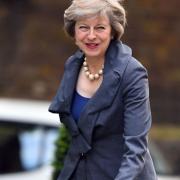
[83,57,104,81]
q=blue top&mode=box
[71,91,90,122]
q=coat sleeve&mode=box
[114,58,152,180]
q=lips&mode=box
[85,43,99,50]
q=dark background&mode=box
[0,0,179,124]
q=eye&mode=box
[79,25,89,32]
[95,26,106,31]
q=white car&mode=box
[0,98,179,180]
[158,176,180,180]
[0,98,60,180]
[149,141,180,180]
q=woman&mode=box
[49,0,157,179]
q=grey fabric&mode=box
[49,40,157,180]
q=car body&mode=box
[0,98,59,180]
[0,98,180,180]
[158,177,180,180]
[149,141,180,180]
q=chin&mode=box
[84,50,102,58]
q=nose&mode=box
[87,28,96,40]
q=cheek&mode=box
[75,38,81,48]
[75,31,84,44]
[75,28,84,38]
[74,31,81,46]
[102,34,111,45]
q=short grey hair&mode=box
[64,0,127,40]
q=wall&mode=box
[0,0,179,123]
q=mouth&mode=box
[85,43,99,50]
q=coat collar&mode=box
[49,40,131,114]
[77,40,132,144]
[63,40,132,112]
[49,40,132,143]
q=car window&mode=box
[0,120,58,174]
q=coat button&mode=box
[80,153,86,159]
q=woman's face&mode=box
[75,15,112,59]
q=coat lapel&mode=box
[62,51,84,114]
[49,50,84,136]
[49,40,132,145]
[77,40,132,145]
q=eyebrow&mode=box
[76,23,109,27]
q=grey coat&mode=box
[49,40,157,180]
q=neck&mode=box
[85,56,104,74]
